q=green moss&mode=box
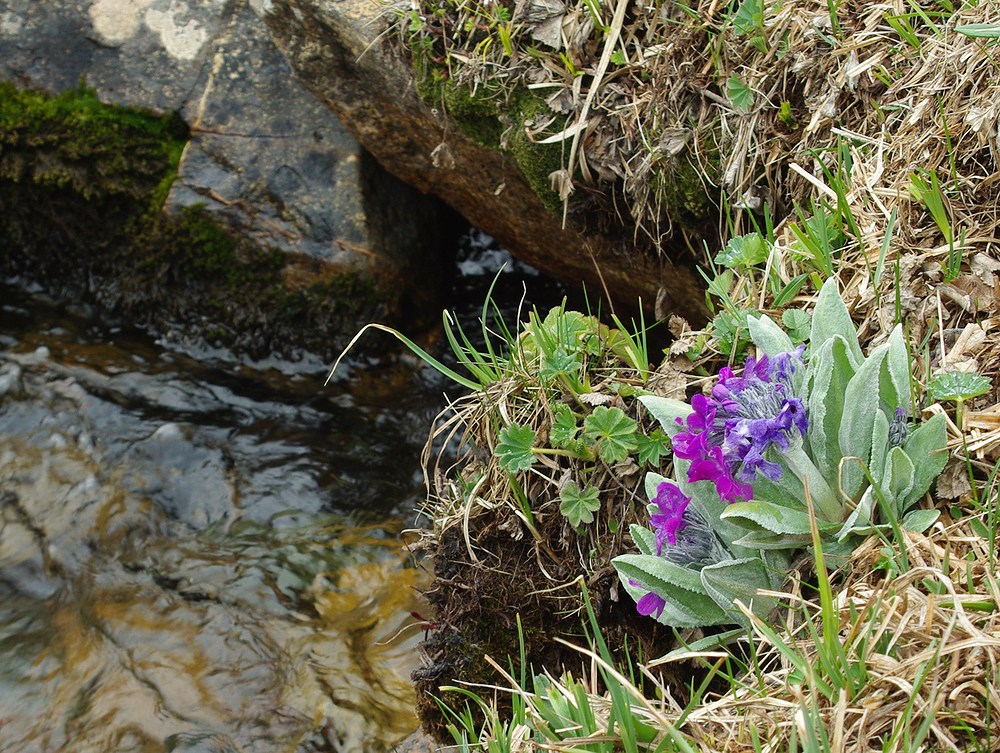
[650,138,719,223]
[505,89,566,214]
[411,52,567,214]
[0,81,187,207]
[0,82,388,359]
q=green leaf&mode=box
[716,233,769,269]
[883,446,916,519]
[731,529,813,550]
[583,406,638,464]
[955,23,1000,38]
[927,371,992,402]
[495,423,536,472]
[614,555,731,627]
[550,403,581,449]
[881,326,911,411]
[700,558,777,623]
[810,278,862,364]
[712,309,754,357]
[721,499,838,535]
[837,486,875,540]
[630,523,657,556]
[730,0,764,35]
[900,412,948,510]
[805,335,856,482]
[726,75,754,112]
[868,408,891,485]
[747,313,794,356]
[839,342,890,497]
[781,309,811,342]
[636,429,671,467]
[902,508,940,533]
[638,395,692,438]
[559,482,601,527]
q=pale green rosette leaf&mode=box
[638,395,691,439]
[899,411,948,511]
[805,335,856,482]
[614,555,731,627]
[903,508,940,533]
[700,557,779,625]
[884,446,916,519]
[839,342,890,498]
[882,326,911,411]
[630,524,657,556]
[733,530,813,550]
[868,408,891,486]
[722,499,839,536]
[837,486,876,540]
[747,313,795,356]
[810,278,863,365]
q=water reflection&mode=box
[0,285,435,752]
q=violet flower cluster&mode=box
[672,346,808,503]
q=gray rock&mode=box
[0,0,452,324]
[259,0,708,323]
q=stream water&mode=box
[0,232,563,753]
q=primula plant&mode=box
[613,279,949,627]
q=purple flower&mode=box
[636,591,666,619]
[650,481,691,554]
[649,482,728,567]
[673,346,808,500]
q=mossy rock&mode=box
[0,82,389,359]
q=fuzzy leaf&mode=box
[495,423,536,472]
[810,278,862,364]
[900,412,948,510]
[731,529,813,550]
[630,523,657,556]
[583,406,638,464]
[837,486,875,540]
[805,335,855,481]
[868,408,891,487]
[882,326,911,410]
[883,446,916,519]
[839,342,889,497]
[615,555,730,627]
[722,499,838,536]
[559,482,601,527]
[747,313,795,356]
[618,571,728,628]
[638,395,692,438]
[636,429,671,467]
[903,508,940,533]
[700,558,778,623]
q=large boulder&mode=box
[259,0,708,324]
[0,0,455,355]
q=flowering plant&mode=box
[613,279,948,627]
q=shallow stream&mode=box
[0,233,563,753]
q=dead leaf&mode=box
[936,458,973,500]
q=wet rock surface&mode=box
[0,285,438,752]
[0,0,456,349]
